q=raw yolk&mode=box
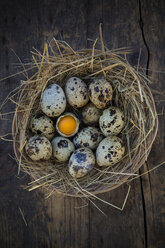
[58,116,77,135]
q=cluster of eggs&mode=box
[25,77,125,179]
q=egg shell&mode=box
[25,135,52,161]
[51,136,75,162]
[40,84,66,117]
[30,115,55,140]
[96,136,125,167]
[99,106,125,136]
[65,77,89,108]
[69,148,95,178]
[56,112,80,137]
[73,127,103,150]
[88,78,113,109]
[82,102,102,125]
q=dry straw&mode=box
[11,38,158,199]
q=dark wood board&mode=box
[0,0,164,247]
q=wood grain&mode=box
[138,1,165,248]
[86,1,146,248]
[0,0,164,247]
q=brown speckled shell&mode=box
[88,78,113,109]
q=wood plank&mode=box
[86,1,147,247]
[41,1,90,247]
[0,1,48,247]
[86,0,102,48]
[0,0,88,247]
[102,0,147,66]
[139,1,165,247]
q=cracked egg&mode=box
[56,113,79,137]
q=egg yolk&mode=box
[58,116,77,135]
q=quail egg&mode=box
[96,136,125,167]
[99,106,125,136]
[82,102,102,125]
[65,77,89,108]
[88,78,113,109]
[56,113,79,137]
[51,136,75,162]
[69,148,95,178]
[30,114,55,140]
[25,135,52,161]
[73,127,103,150]
[40,83,66,117]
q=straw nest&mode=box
[12,40,158,198]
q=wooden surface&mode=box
[0,0,164,247]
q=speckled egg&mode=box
[40,84,66,117]
[25,135,52,161]
[73,127,103,150]
[82,102,102,125]
[88,78,113,109]
[30,115,55,140]
[99,106,125,136]
[69,148,95,178]
[51,136,75,162]
[96,136,125,167]
[65,77,89,108]
[56,113,80,137]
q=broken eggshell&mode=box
[56,113,80,137]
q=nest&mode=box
[12,39,158,198]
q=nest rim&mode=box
[12,41,158,198]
